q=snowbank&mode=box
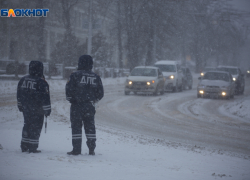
[221,96,250,121]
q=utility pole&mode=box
[117,0,123,70]
[87,0,93,55]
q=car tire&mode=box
[179,83,183,92]
[153,86,158,96]
[173,87,177,92]
[160,87,164,95]
[125,91,130,95]
[235,89,239,95]
[241,86,245,95]
[182,79,186,90]
[173,81,178,92]
[197,94,200,98]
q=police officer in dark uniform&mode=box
[66,55,104,155]
[17,61,51,153]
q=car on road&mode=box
[154,60,183,92]
[124,66,165,95]
[197,71,235,99]
[246,67,250,78]
[181,67,193,89]
[216,65,245,94]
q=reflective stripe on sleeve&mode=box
[43,105,51,111]
[43,108,51,111]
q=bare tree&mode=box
[60,0,79,66]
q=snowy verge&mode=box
[220,96,250,121]
[0,100,250,180]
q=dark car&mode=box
[217,65,245,95]
[246,68,250,78]
[181,67,193,89]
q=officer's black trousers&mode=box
[70,103,96,153]
[21,110,44,151]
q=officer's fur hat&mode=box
[78,55,93,70]
[29,61,44,77]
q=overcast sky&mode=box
[231,0,250,12]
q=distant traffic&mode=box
[124,60,247,100]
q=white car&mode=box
[124,66,165,95]
[154,60,183,92]
[197,71,235,99]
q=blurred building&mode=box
[0,0,117,66]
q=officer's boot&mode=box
[89,149,95,155]
[67,150,81,155]
[29,149,41,153]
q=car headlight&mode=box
[247,71,250,73]
[201,72,204,76]
[199,90,204,94]
[221,92,226,96]
[126,80,132,85]
[147,80,155,86]
[169,75,174,79]
[233,77,236,81]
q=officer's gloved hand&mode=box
[18,106,23,112]
[91,99,99,107]
[44,110,51,117]
[69,98,77,104]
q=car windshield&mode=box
[217,67,238,75]
[154,64,176,72]
[203,72,230,82]
[130,68,157,77]
[204,67,216,71]
[181,68,186,73]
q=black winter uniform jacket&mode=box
[66,70,104,104]
[17,61,51,116]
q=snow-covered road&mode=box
[96,78,250,157]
